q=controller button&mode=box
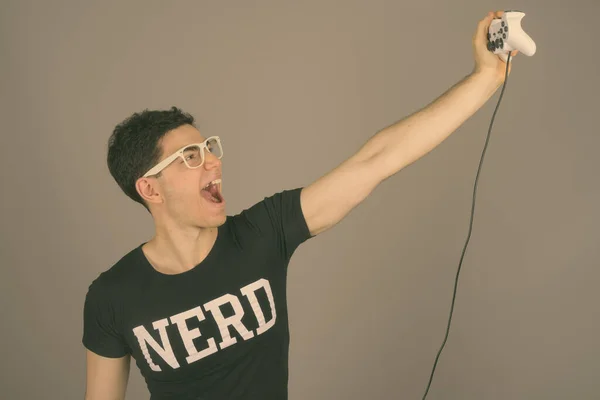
[487,41,495,51]
[501,21,505,27]
[503,33,507,39]
[504,26,508,32]
[498,38,504,49]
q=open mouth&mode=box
[201,179,224,204]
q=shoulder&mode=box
[227,187,306,233]
[85,245,144,299]
[241,187,304,218]
[225,187,312,259]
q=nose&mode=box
[203,150,222,170]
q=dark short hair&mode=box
[107,106,195,211]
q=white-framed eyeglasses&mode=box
[143,136,223,178]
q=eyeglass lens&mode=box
[183,138,222,168]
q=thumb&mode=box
[475,12,494,44]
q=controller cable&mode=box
[420,52,512,400]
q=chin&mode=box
[201,213,227,229]
[215,213,227,226]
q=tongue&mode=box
[201,184,221,203]
[207,184,219,199]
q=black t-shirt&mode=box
[82,188,314,399]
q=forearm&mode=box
[358,70,502,180]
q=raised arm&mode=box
[301,11,516,237]
[85,350,131,400]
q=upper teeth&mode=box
[203,179,221,189]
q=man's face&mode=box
[148,124,226,228]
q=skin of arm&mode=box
[301,11,516,237]
[85,351,131,400]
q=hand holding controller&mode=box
[487,10,536,62]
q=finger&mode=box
[494,10,504,19]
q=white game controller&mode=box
[487,10,536,62]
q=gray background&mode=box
[1,0,598,399]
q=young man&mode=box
[83,11,516,400]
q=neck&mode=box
[143,221,219,275]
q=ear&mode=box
[136,176,163,205]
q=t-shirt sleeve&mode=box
[239,187,314,260]
[82,279,129,358]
